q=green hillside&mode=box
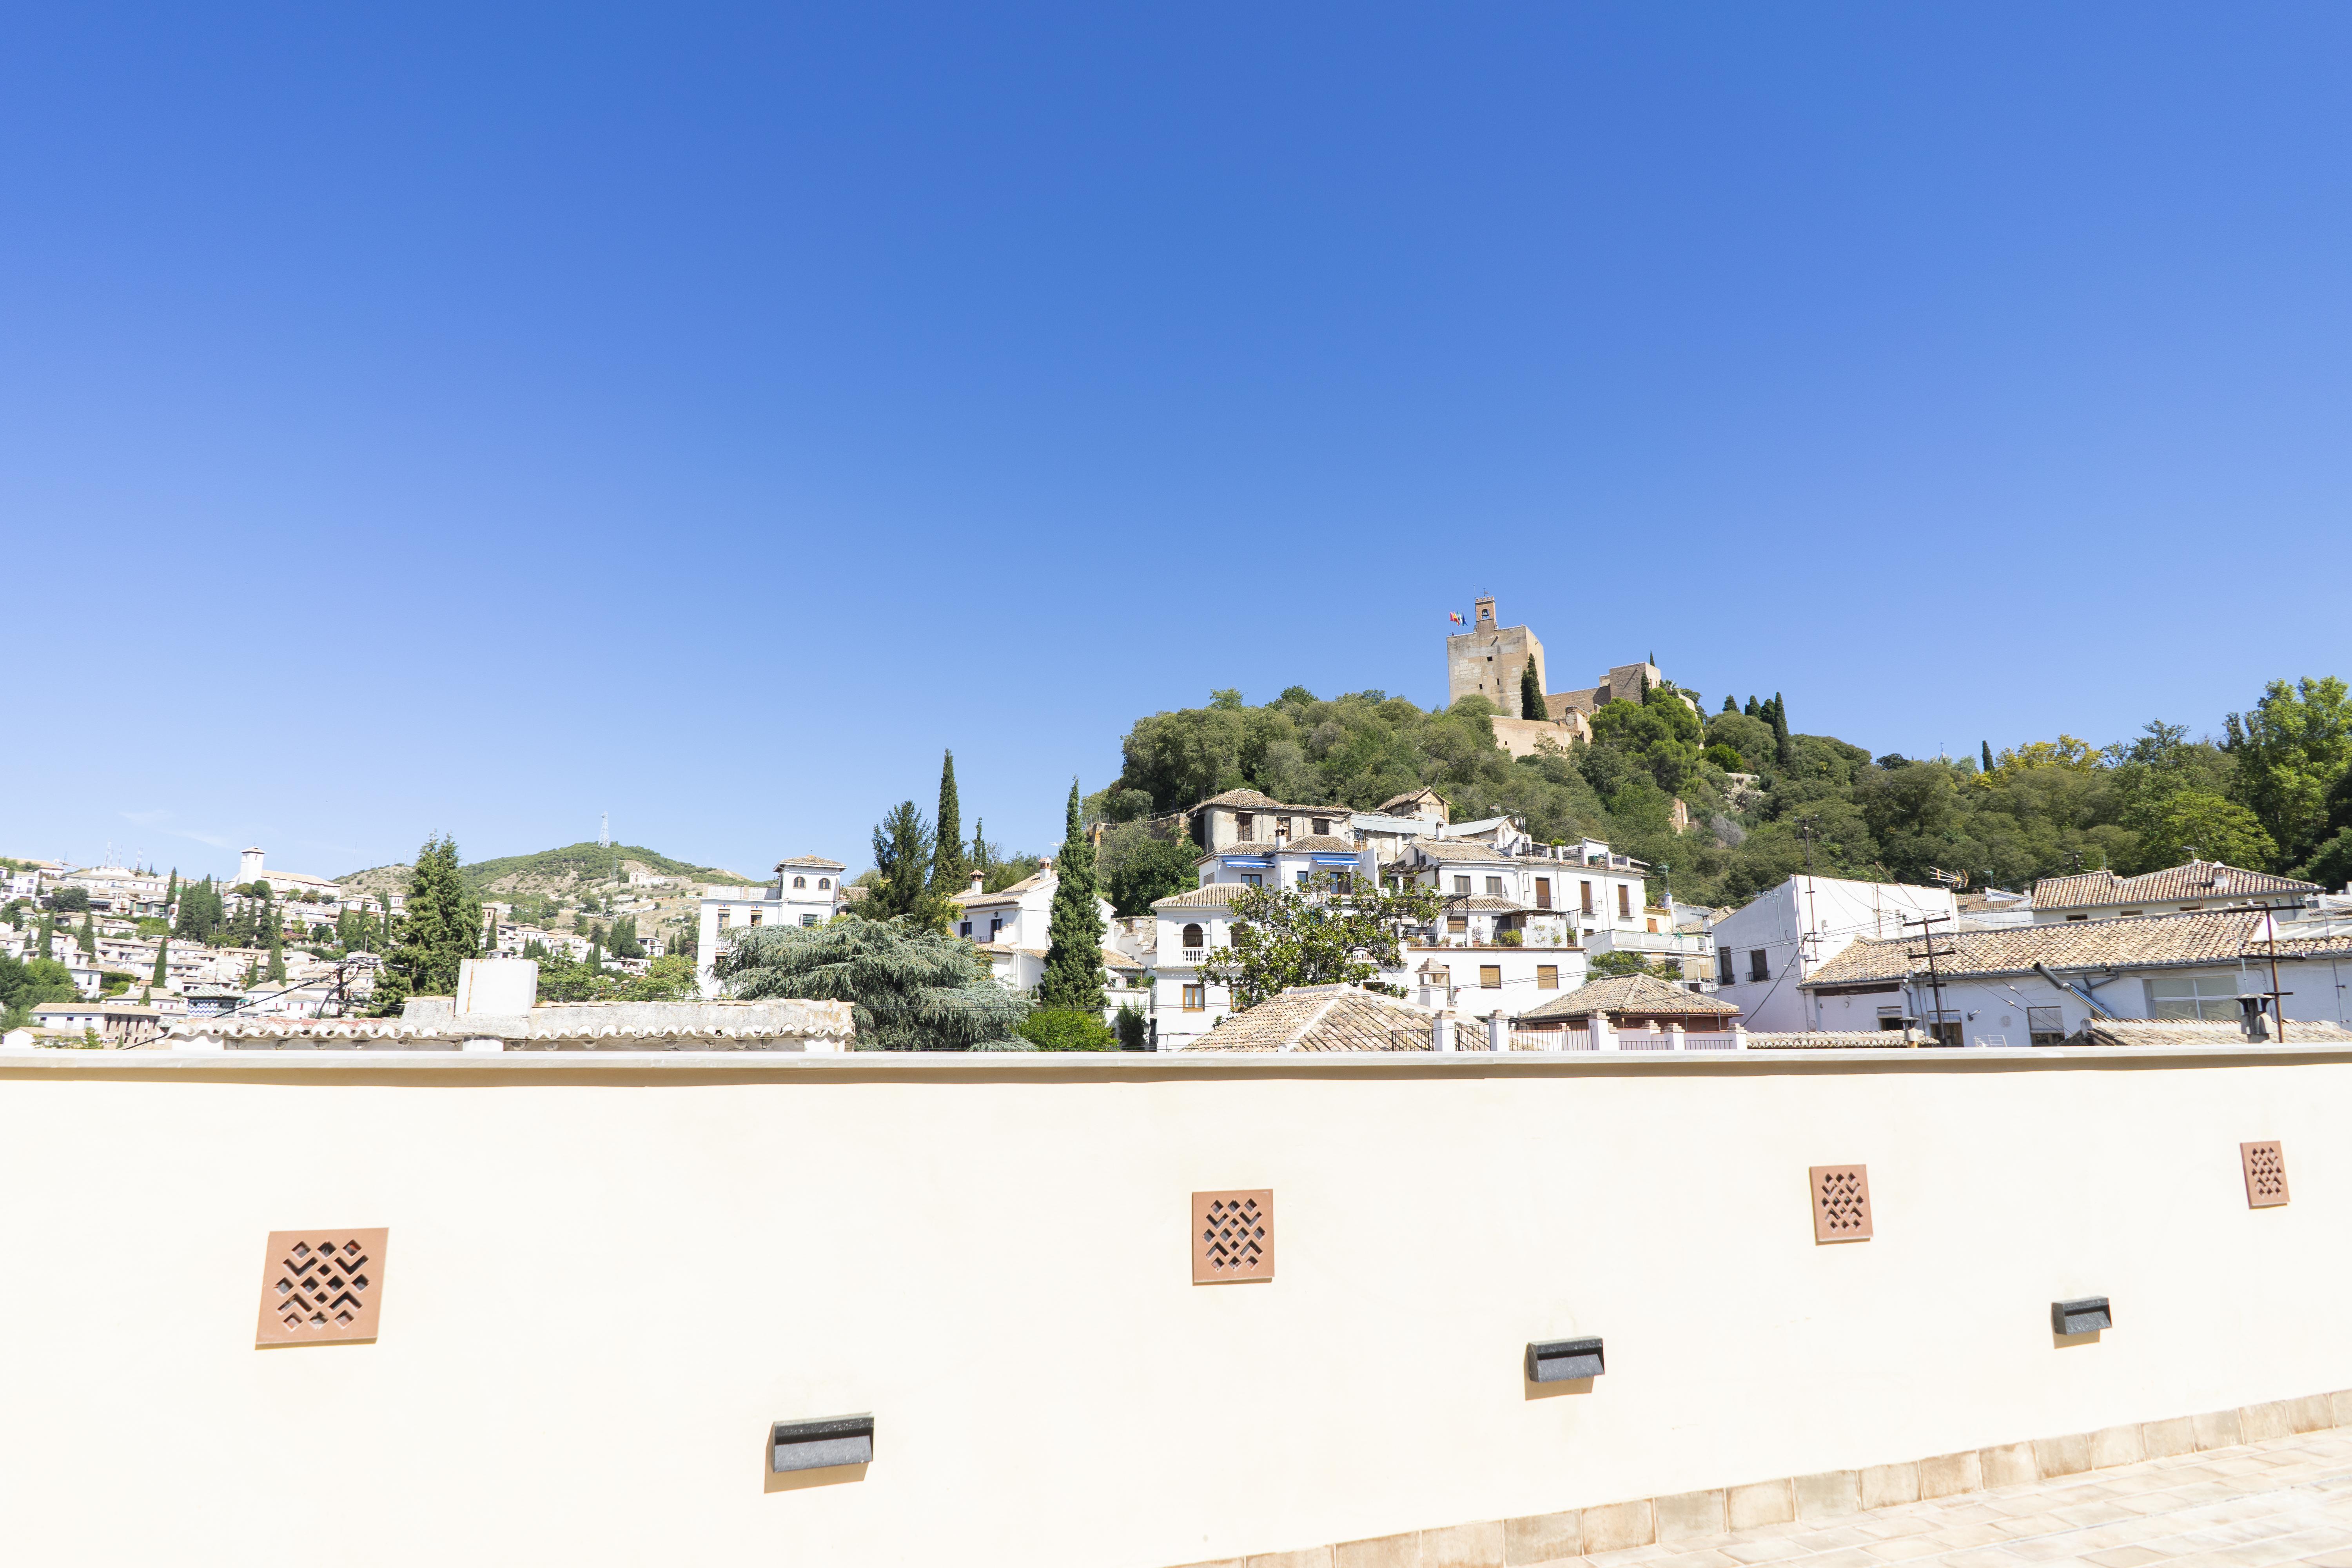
[456,842,750,894]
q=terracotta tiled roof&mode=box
[1377,788,1447,816]
[1454,896,1525,913]
[1742,1030,1926,1050]
[1187,984,1434,1052]
[1193,789,1330,815]
[1519,972,1738,1022]
[1273,835,1359,853]
[773,855,847,871]
[1151,884,1240,910]
[1801,909,2352,988]
[2067,1018,2352,1048]
[2029,861,2318,913]
[1410,838,1514,864]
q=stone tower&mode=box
[1446,596,1548,717]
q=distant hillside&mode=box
[336,842,753,901]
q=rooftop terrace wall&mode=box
[0,1045,2345,1566]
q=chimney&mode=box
[968,870,984,896]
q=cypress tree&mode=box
[1722,695,1737,714]
[37,913,53,962]
[1744,695,1759,717]
[77,911,95,955]
[164,868,178,908]
[1038,779,1107,1015]
[1518,658,1544,721]
[151,936,169,987]
[267,927,285,984]
[1981,740,1994,773]
[970,819,989,883]
[1770,692,1795,769]
[930,749,967,892]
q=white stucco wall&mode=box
[0,1047,2347,1567]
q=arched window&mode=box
[818,878,830,889]
[793,876,806,888]
[1181,923,1204,949]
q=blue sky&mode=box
[5,4,2350,882]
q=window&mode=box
[2146,975,2240,1020]
[1617,886,1632,919]
[818,878,830,890]
[1453,875,1471,895]
[749,911,763,927]
[2118,909,2143,918]
[2027,1005,2065,1047]
[800,914,817,929]
[1535,878,1552,909]
[1717,948,1734,983]
[1485,877,1504,897]
[1749,949,1770,982]
[1580,881,1594,915]
[1276,817,1292,838]
[959,922,972,937]
[1312,818,1329,836]
[1295,871,1309,886]
[1234,812,1254,839]
[1646,918,1658,933]
[715,909,730,929]
[1243,873,1262,889]
[1446,915,1468,933]
[1182,984,1206,1011]
[990,916,1003,937]
[1181,923,1204,950]
[1479,965,1502,989]
[1537,965,1559,990]
[792,876,806,889]
[2065,913,2088,922]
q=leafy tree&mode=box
[1590,686,1704,792]
[2299,829,2352,893]
[929,749,967,893]
[1199,878,1442,1010]
[1096,820,1201,917]
[1519,658,1545,720]
[0,954,80,1027]
[1587,951,1685,980]
[367,964,410,1018]
[1702,744,1745,772]
[608,915,642,959]
[49,885,89,912]
[2125,789,2276,872]
[1039,780,1107,1014]
[1019,1007,1115,1051]
[867,802,953,932]
[713,917,1032,1050]
[382,834,481,996]
[2225,677,2352,864]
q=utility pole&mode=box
[1902,912,1959,1046]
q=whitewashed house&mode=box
[947,866,1123,1008]
[695,856,848,996]
[2025,862,2319,924]
[1707,874,1957,1034]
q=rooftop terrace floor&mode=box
[1580,1427,2352,1568]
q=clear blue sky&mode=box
[7,5,2350,882]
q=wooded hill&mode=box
[336,842,751,902]
[1090,678,2352,911]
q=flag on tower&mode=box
[1448,611,1464,624]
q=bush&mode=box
[1702,744,1746,772]
[1114,1002,1147,1050]
[1020,1007,1116,1051]
[1496,930,1523,947]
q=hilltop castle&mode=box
[1445,595,1689,757]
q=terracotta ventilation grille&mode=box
[1809,1165,1873,1243]
[256,1229,388,1345]
[2241,1142,2289,1209]
[1193,1190,1274,1283]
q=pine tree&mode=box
[869,803,953,932]
[383,834,481,996]
[1519,658,1544,721]
[1981,740,1994,773]
[1038,779,1107,1014]
[930,749,967,892]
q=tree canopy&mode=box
[713,916,1031,1050]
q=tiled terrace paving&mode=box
[1574,1428,2352,1568]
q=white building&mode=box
[2026,861,2321,924]
[948,866,1128,1012]
[1798,906,2352,1045]
[1706,875,1960,1034]
[695,856,848,996]
[233,848,347,903]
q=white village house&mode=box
[946,865,1136,1011]
[695,856,848,996]
[1706,873,1960,1034]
